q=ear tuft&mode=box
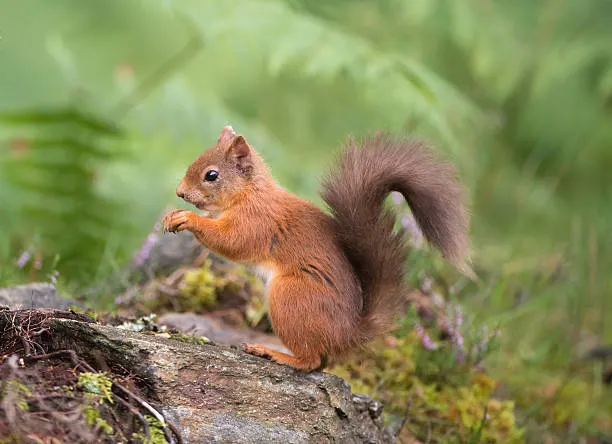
[217,125,236,146]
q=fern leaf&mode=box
[0,105,127,280]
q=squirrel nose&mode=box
[176,180,187,199]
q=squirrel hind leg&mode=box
[243,343,323,372]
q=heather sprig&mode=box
[16,250,31,269]
[49,270,60,285]
[406,301,502,388]
[415,322,438,350]
[391,191,424,248]
[132,232,159,266]
[132,220,164,266]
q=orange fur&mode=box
[163,126,471,372]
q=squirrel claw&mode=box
[162,209,192,233]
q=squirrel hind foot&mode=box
[242,343,322,372]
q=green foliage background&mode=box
[1,0,611,440]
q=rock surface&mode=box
[0,283,80,310]
[1,307,392,443]
[131,230,206,279]
[158,312,291,354]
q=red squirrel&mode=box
[163,126,471,371]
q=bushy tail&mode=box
[321,133,471,340]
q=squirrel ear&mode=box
[227,135,253,173]
[229,136,249,158]
[217,125,236,146]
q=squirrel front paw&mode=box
[163,209,195,233]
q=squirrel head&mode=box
[176,126,268,214]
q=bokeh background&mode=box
[1,1,611,440]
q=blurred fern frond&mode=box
[148,0,483,148]
[0,105,127,280]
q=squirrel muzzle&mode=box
[176,179,188,200]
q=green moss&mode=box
[170,331,210,345]
[77,372,113,404]
[69,304,98,321]
[138,256,268,324]
[3,380,32,412]
[84,404,114,435]
[131,415,169,444]
[508,373,612,439]
[77,373,121,437]
[235,265,267,326]
[171,258,267,322]
[330,331,523,443]
[179,259,219,309]
[245,292,267,327]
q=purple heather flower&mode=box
[455,332,465,347]
[449,304,465,352]
[455,306,463,328]
[415,324,438,350]
[391,191,404,205]
[421,335,438,351]
[16,251,31,269]
[400,215,416,231]
[49,270,60,285]
[133,233,159,266]
[452,330,466,358]
[401,215,424,247]
[486,413,491,420]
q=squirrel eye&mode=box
[204,170,219,182]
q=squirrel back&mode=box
[321,133,470,341]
